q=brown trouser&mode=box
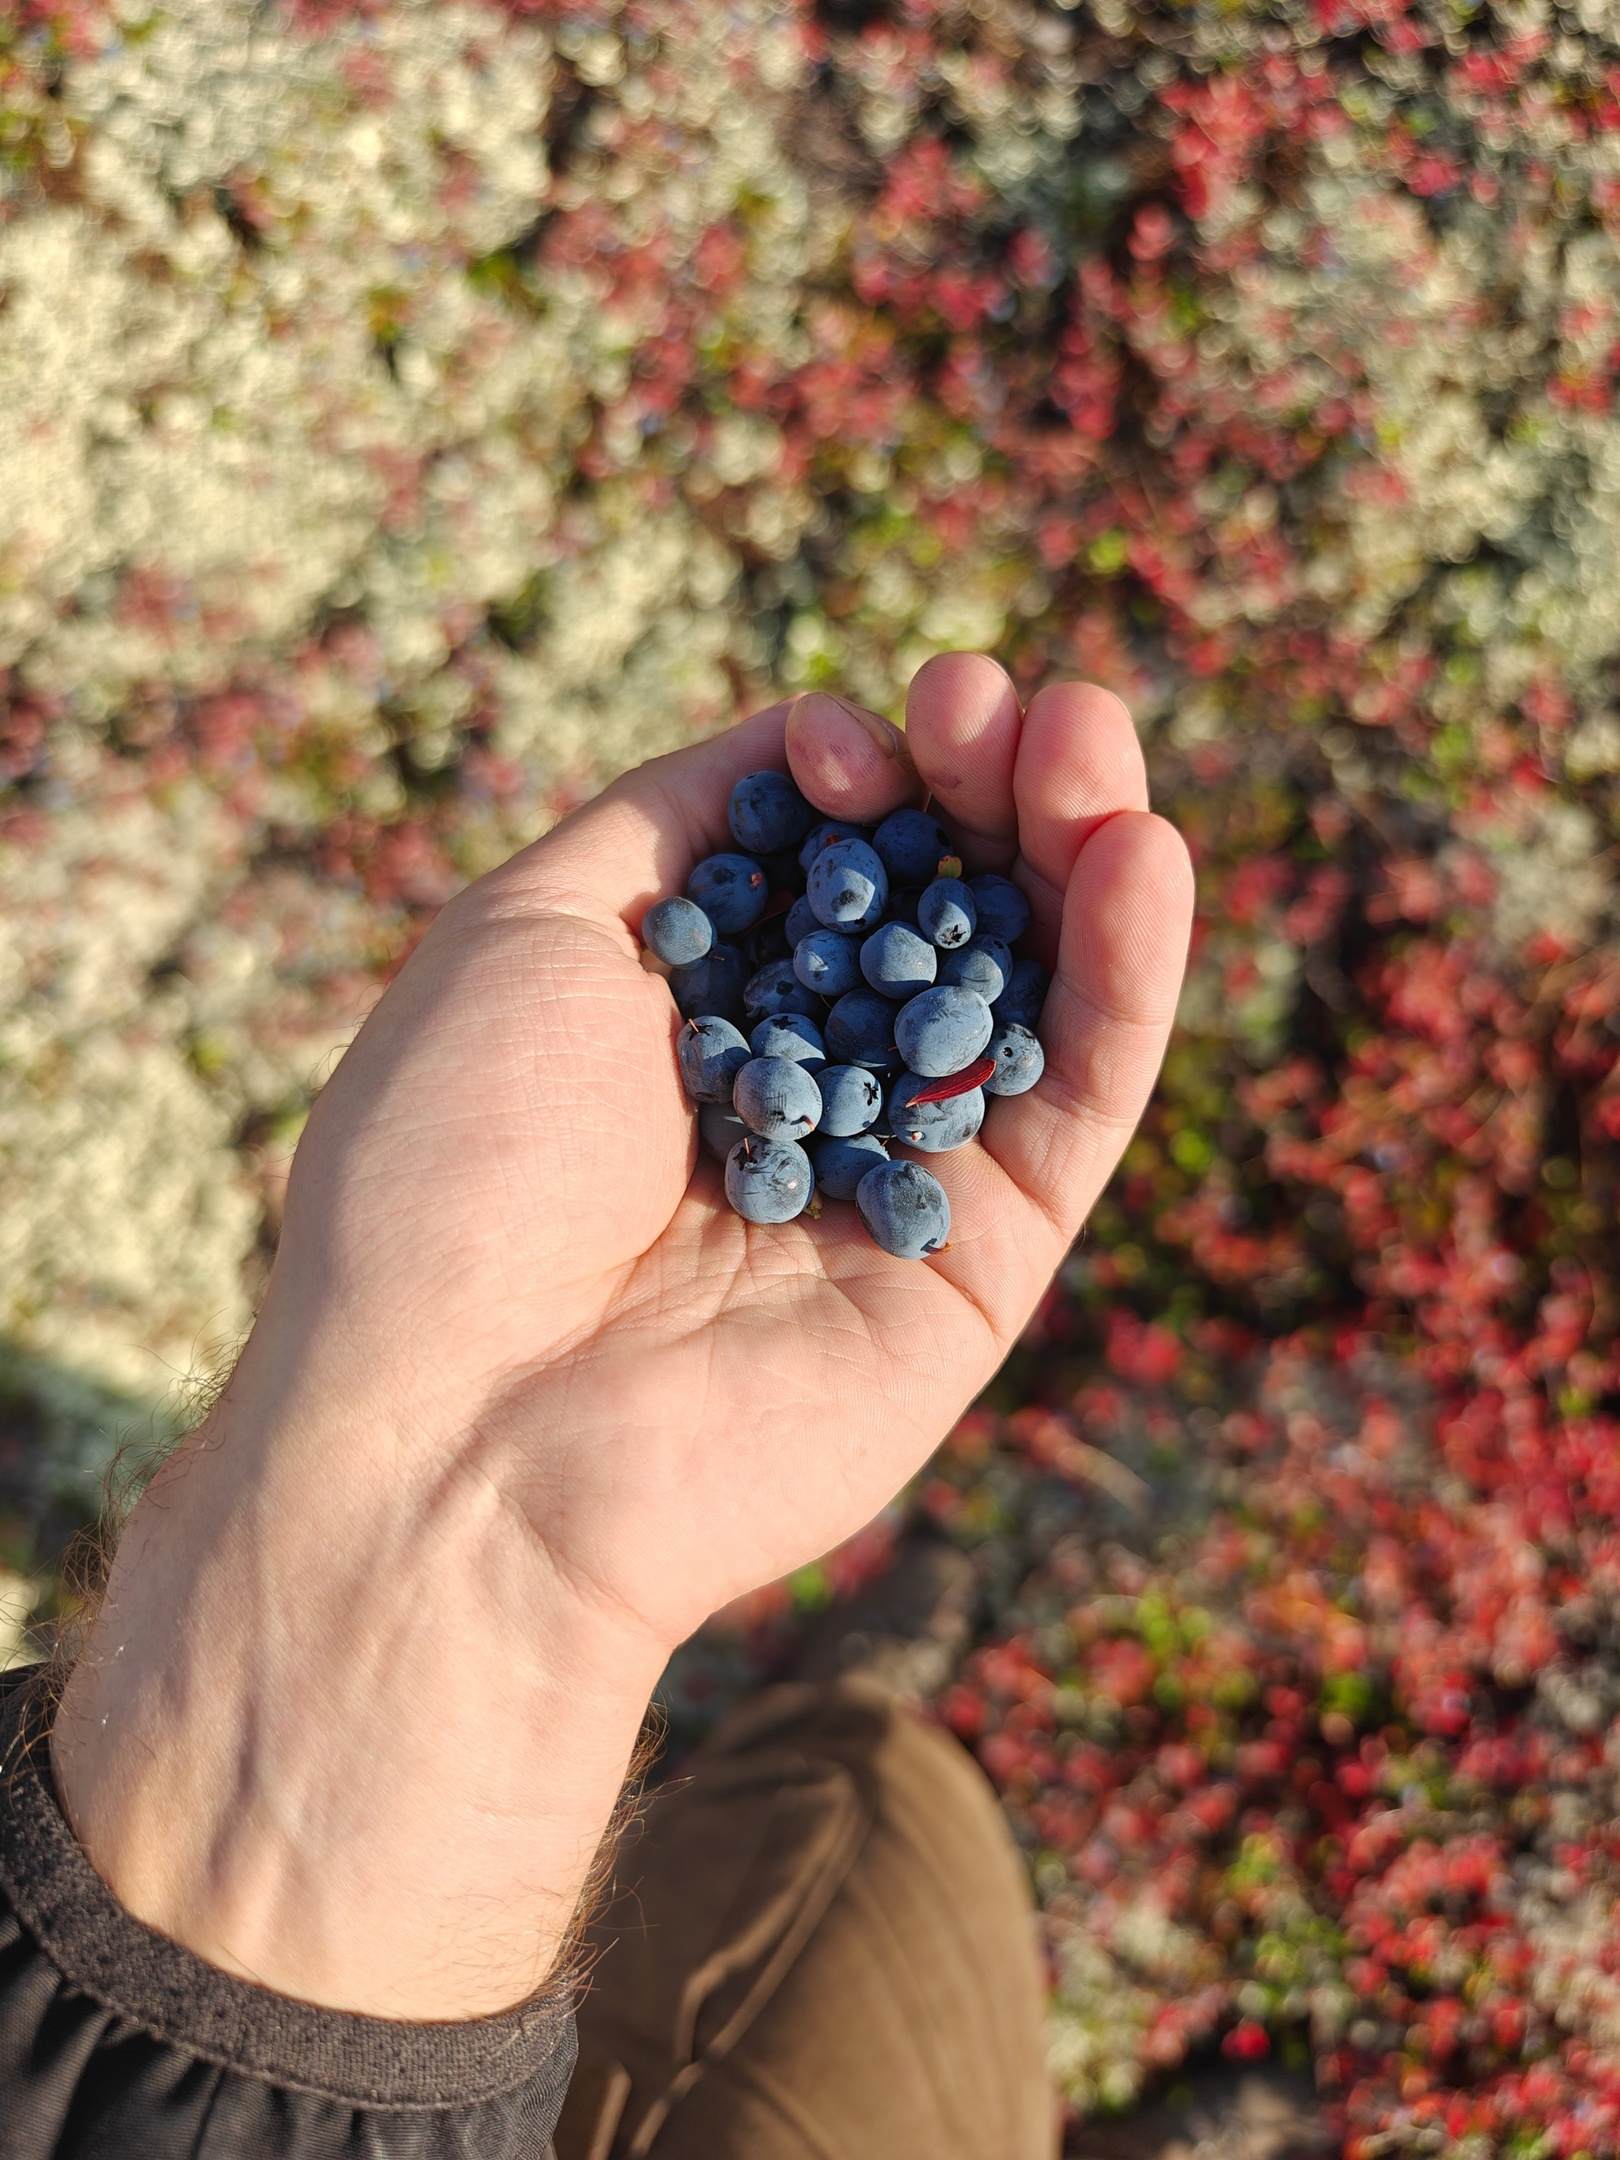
[554,1680,1059,2160]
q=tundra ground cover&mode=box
[6,0,1620,2147]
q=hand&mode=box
[52,655,1193,2020]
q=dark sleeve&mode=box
[0,1666,576,2159]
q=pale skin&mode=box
[50,653,1194,2023]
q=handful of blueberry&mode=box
[644,769,1050,1262]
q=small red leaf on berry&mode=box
[910,1055,996,1103]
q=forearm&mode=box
[49,1371,667,2022]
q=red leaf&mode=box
[910,1054,996,1103]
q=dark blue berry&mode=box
[992,958,1051,1032]
[887,1071,986,1152]
[892,985,994,1078]
[794,928,863,999]
[687,852,769,936]
[677,1015,750,1102]
[967,873,1030,945]
[816,1063,884,1136]
[872,807,952,887]
[825,988,900,1071]
[807,837,888,931]
[798,818,869,873]
[860,920,937,1001]
[700,1101,747,1160]
[917,877,976,950]
[729,770,815,855]
[811,1131,889,1201]
[751,1014,827,1073]
[784,894,819,947]
[939,935,1011,1004]
[983,1023,1044,1096]
[744,958,820,1023]
[856,1159,951,1259]
[725,1135,815,1223]
[671,944,746,1022]
[734,1056,823,1142]
[643,895,714,967]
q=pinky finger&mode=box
[980,812,1194,1244]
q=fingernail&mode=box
[792,691,904,759]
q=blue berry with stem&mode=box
[816,1063,884,1137]
[893,985,994,1078]
[939,935,1011,1004]
[671,944,746,1023]
[794,928,864,999]
[856,1159,951,1259]
[861,921,937,1001]
[983,1023,1044,1097]
[751,1013,827,1073]
[687,852,769,937]
[677,1015,750,1103]
[917,877,976,951]
[642,895,714,967]
[725,1136,815,1224]
[807,837,888,931]
[966,873,1030,945]
[887,1071,986,1152]
[734,1056,823,1142]
[811,1131,889,1200]
[729,770,815,855]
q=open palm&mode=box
[250,653,1194,1657]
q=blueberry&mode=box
[744,912,793,971]
[751,1013,827,1073]
[700,1101,747,1160]
[807,837,888,932]
[725,1135,815,1224]
[917,876,977,951]
[811,1131,889,1200]
[860,920,937,1001]
[671,943,747,1022]
[887,1071,986,1152]
[825,988,900,1071]
[984,1022,1045,1097]
[992,958,1051,1032]
[939,935,1012,1004]
[744,958,820,1023]
[643,895,714,967]
[892,985,994,1078]
[798,818,869,873]
[688,852,769,937]
[784,894,820,947]
[794,928,864,999]
[677,1015,750,1102]
[872,807,952,888]
[734,1055,823,1142]
[886,887,922,928]
[729,770,815,855]
[816,1062,884,1136]
[967,873,1030,945]
[856,1158,951,1259]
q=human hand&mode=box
[53,655,1192,2019]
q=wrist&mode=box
[51,1384,670,2021]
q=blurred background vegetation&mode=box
[7,0,1620,2145]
